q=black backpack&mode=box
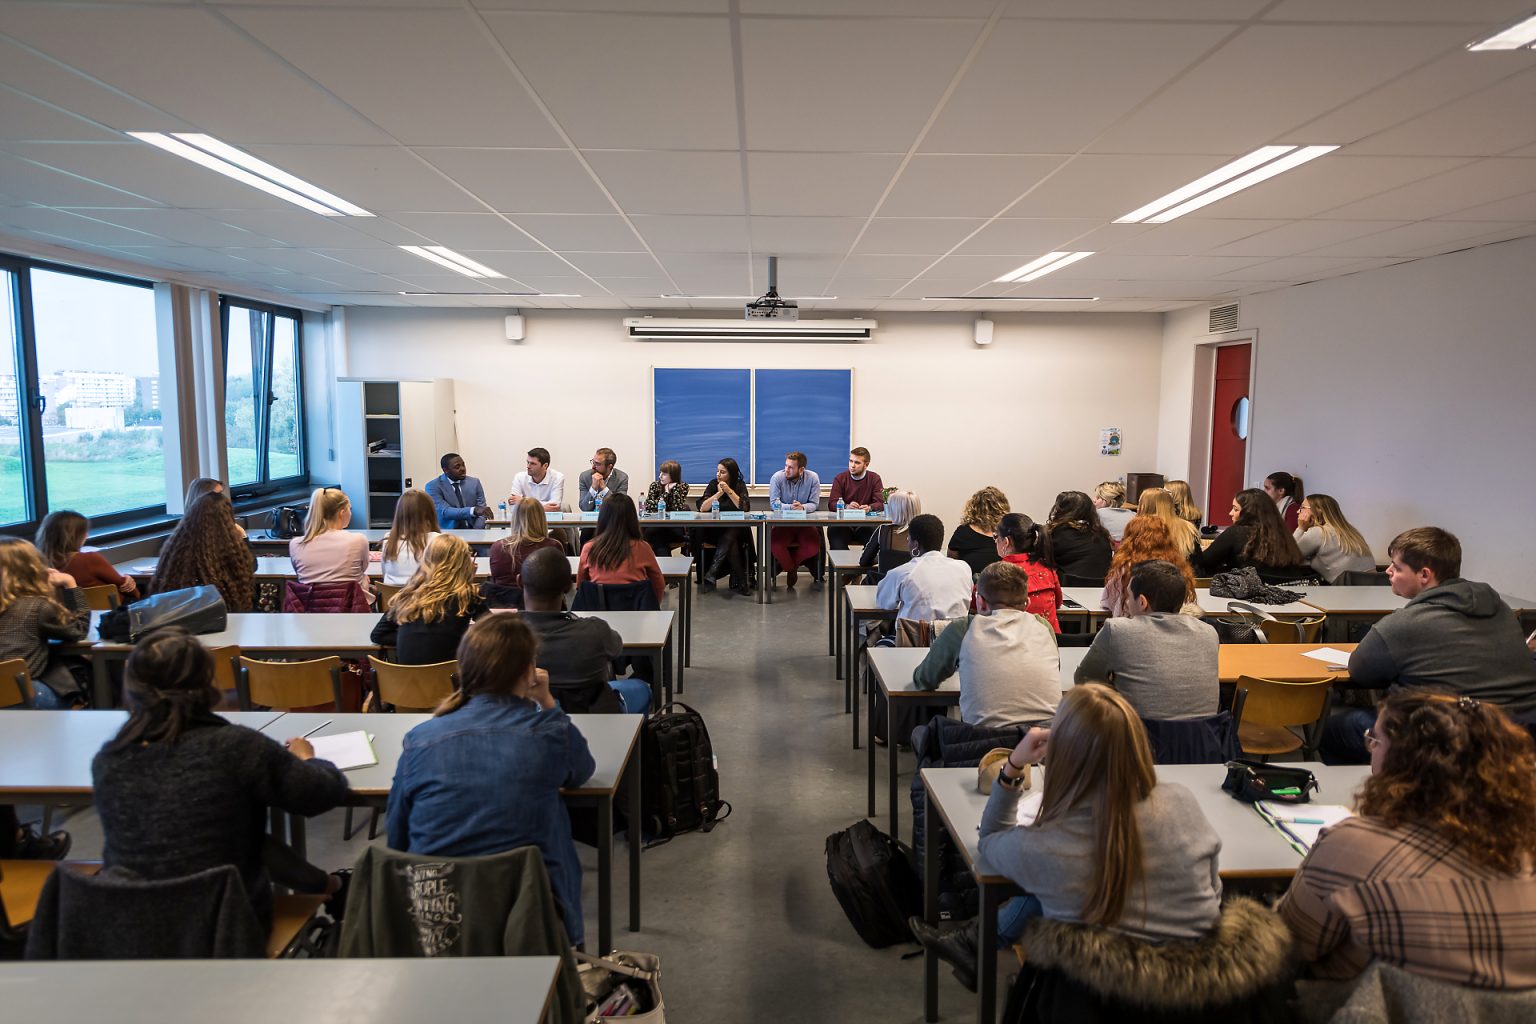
[825,819,922,948]
[640,702,730,843]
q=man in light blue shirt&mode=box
[425,452,489,529]
[768,450,824,590]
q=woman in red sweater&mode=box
[577,493,665,604]
[993,512,1062,631]
[35,510,138,601]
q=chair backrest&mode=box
[0,658,33,709]
[1193,576,1214,589]
[1060,572,1106,588]
[375,583,404,613]
[1140,712,1240,765]
[368,657,456,713]
[238,656,344,711]
[1335,570,1390,587]
[570,579,658,612]
[79,585,120,611]
[1235,675,1333,733]
[895,617,961,648]
[204,645,242,709]
[1257,614,1326,644]
[282,580,372,613]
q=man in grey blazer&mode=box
[425,452,490,529]
[577,447,629,512]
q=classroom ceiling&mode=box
[0,0,1534,314]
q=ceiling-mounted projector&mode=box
[745,255,798,321]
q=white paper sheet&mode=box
[1300,647,1352,667]
[308,731,378,770]
[1256,802,1353,850]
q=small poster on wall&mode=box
[1100,427,1122,456]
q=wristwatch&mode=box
[996,768,1027,789]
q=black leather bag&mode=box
[97,585,228,642]
[1221,759,1318,804]
[270,504,308,540]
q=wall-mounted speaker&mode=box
[505,314,525,342]
[973,318,994,347]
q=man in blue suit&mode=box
[425,452,490,529]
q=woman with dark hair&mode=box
[35,509,138,599]
[1045,490,1114,582]
[577,492,664,603]
[1193,487,1308,580]
[1279,690,1536,987]
[695,457,753,595]
[1263,471,1304,531]
[387,615,596,946]
[994,512,1062,630]
[151,491,256,611]
[92,628,350,929]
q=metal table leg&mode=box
[628,747,642,933]
[923,782,940,1023]
[597,792,613,954]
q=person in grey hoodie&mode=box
[1323,527,1536,763]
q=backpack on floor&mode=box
[641,702,730,843]
[825,819,922,948]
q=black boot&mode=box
[702,544,732,591]
[908,916,978,993]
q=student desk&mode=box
[842,585,896,745]
[0,710,641,959]
[828,549,866,668]
[117,556,493,579]
[758,511,889,606]
[1058,587,1108,630]
[919,762,1371,1024]
[264,711,643,958]
[249,528,513,553]
[1193,588,1319,617]
[0,957,562,1024]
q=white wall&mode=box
[1157,236,1536,595]
[335,309,1165,536]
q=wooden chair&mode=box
[236,657,344,712]
[207,645,242,709]
[1259,614,1326,645]
[0,658,33,708]
[267,893,330,957]
[1234,675,1334,761]
[79,585,121,611]
[1193,577,1214,589]
[368,657,456,713]
[375,582,404,613]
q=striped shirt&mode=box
[1277,816,1536,989]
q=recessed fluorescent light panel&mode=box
[1468,11,1536,49]
[126,132,372,217]
[993,251,1095,284]
[399,245,506,279]
[1116,145,1337,224]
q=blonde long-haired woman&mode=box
[288,487,370,595]
[489,497,564,594]
[380,490,440,586]
[1165,479,1203,529]
[858,489,920,584]
[1135,487,1200,560]
[370,533,487,664]
[1294,493,1375,583]
[948,486,1010,574]
[0,537,91,707]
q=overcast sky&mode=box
[26,268,159,377]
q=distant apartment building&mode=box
[136,375,160,411]
[0,374,16,421]
[55,370,136,407]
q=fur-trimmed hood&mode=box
[1022,897,1292,1011]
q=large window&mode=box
[221,298,304,489]
[0,271,26,527]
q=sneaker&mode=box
[16,824,71,861]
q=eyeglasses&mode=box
[1363,727,1382,750]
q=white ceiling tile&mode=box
[1,142,290,209]
[0,87,123,142]
[953,218,1105,256]
[1393,225,1535,257]
[1089,25,1467,155]
[1346,68,1536,156]
[485,13,737,150]
[1189,155,1471,219]
[741,17,983,152]
[1303,221,1535,259]
[585,151,744,215]
[413,148,615,214]
[1006,154,1225,218]
[0,6,390,145]
[1262,0,1534,23]
[1314,158,1536,220]
[244,145,484,213]
[1089,254,1272,280]
[0,38,182,133]
[508,214,647,251]
[879,155,1066,217]
[457,250,584,279]
[384,213,544,250]
[225,8,563,149]
[325,216,435,246]
[0,149,160,207]
[1217,257,1378,281]
[84,208,282,247]
[853,219,986,254]
[598,277,675,297]
[744,0,995,12]
[230,247,376,275]
[1005,0,1268,17]
[923,20,1235,154]
[0,207,160,247]
[1433,191,1536,221]
[1206,220,1413,258]
[204,209,388,249]
[928,253,1048,283]
[630,215,749,253]
[832,278,919,298]
[478,0,726,11]
[834,254,946,279]
[561,253,665,278]
[1069,219,1289,256]
[749,217,865,254]
[746,153,903,217]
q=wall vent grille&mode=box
[1208,303,1240,333]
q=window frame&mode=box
[0,254,167,536]
[218,295,307,498]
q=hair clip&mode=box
[1456,696,1480,711]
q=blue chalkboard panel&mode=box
[653,368,750,486]
[754,369,851,485]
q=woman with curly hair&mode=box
[371,533,488,665]
[1100,517,1199,618]
[947,486,1010,575]
[150,491,255,611]
[1279,690,1536,988]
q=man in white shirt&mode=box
[508,447,566,512]
[875,514,974,622]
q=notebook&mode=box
[1254,801,1353,853]
[309,731,378,771]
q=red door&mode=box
[1207,343,1251,526]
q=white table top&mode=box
[867,646,1086,700]
[263,712,642,799]
[1059,587,1105,614]
[89,612,382,654]
[120,554,691,581]
[922,762,1370,883]
[1291,586,1408,613]
[1194,588,1318,616]
[844,584,892,616]
[828,549,865,571]
[572,609,674,648]
[0,958,561,1024]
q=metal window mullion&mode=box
[11,263,47,527]
[252,308,273,483]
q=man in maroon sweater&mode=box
[827,446,885,550]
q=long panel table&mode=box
[920,762,1371,1024]
[0,709,642,957]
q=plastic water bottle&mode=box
[497,501,507,522]
[771,497,782,515]
[836,497,846,518]
[711,498,720,517]
[593,493,602,516]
